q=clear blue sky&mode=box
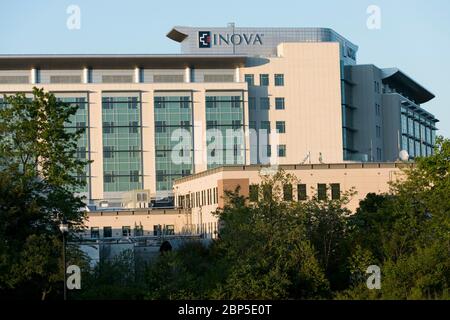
[0,0,449,137]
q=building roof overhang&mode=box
[382,68,435,104]
[166,27,189,43]
[0,54,247,70]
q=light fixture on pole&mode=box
[59,217,69,301]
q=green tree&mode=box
[75,250,144,300]
[341,137,450,300]
[300,186,355,290]
[144,241,218,300]
[0,88,89,299]
[209,171,331,299]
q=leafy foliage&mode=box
[140,139,448,300]
[0,88,89,299]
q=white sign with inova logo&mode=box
[199,31,264,48]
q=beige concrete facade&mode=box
[242,43,344,164]
[0,82,247,202]
[0,42,346,203]
[81,163,408,239]
[173,163,409,237]
[82,208,193,239]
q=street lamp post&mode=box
[59,218,69,301]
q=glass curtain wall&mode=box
[206,91,245,169]
[58,94,90,194]
[154,91,194,192]
[102,92,143,192]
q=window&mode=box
[180,97,190,109]
[128,97,138,109]
[283,184,293,201]
[264,144,271,157]
[297,184,307,201]
[249,97,256,109]
[90,227,99,239]
[153,225,162,236]
[245,74,254,86]
[76,147,86,159]
[263,185,272,200]
[377,148,382,161]
[420,125,426,142]
[249,184,259,202]
[260,121,271,134]
[103,226,112,238]
[102,98,113,109]
[414,121,420,140]
[122,226,131,237]
[206,120,218,129]
[249,121,257,130]
[375,103,381,116]
[156,170,166,182]
[165,225,175,235]
[155,121,166,133]
[402,135,408,150]
[232,120,241,129]
[409,139,415,157]
[104,173,114,183]
[260,97,270,109]
[408,118,414,136]
[317,184,327,201]
[103,121,114,134]
[130,170,139,182]
[277,145,286,157]
[76,121,86,129]
[231,96,241,108]
[103,146,114,158]
[206,97,216,108]
[233,144,239,156]
[134,225,144,236]
[331,183,340,200]
[154,97,165,108]
[129,121,139,133]
[274,74,284,86]
[415,141,421,157]
[374,81,380,94]
[401,114,407,134]
[275,97,285,110]
[276,121,286,133]
[376,125,381,138]
[260,74,269,86]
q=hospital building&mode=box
[0,25,438,240]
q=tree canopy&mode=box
[0,88,89,300]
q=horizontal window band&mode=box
[102,102,141,105]
[154,124,193,127]
[102,125,142,128]
[103,150,143,152]
[103,172,143,175]
[65,126,89,128]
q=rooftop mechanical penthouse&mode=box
[0,24,438,209]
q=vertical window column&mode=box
[205,92,245,169]
[59,95,90,194]
[154,92,194,192]
[102,93,143,192]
